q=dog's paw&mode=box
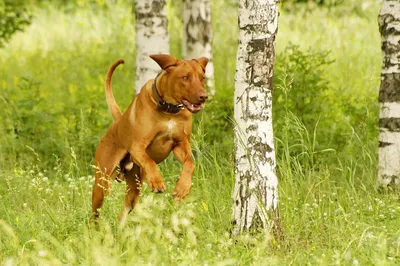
[88,214,102,229]
[172,178,192,201]
[148,177,166,193]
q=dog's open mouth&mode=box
[182,99,205,113]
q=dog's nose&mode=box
[199,93,208,102]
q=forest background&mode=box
[0,0,395,265]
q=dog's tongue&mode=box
[182,100,204,113]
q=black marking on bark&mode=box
[151,1,164,13]
[242,202,247,231]
[135,1,167,24]
[378,3,400,107]
[380,174,400,189]
[379,14,400,37]
[184,1,212,51]
[250,96,257,101]
[248,209,264,232]
[379,73,400,102]
[381,40,399,57]
[380,117,400,132]
[238,170,253,200]
[241,86,273,121]
[248,136,273,153]
[379,141,393,147]
[246,124,258,133]
[246,38,275,88]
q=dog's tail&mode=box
[105,59,124,121]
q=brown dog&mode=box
[91,54,208,225]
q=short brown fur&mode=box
[92,54,208,224]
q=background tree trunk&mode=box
[378,0,400,187]
[232,0,280,235]
[135,0,170,94]
[182,0,215,94]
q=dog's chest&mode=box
[156,120,184,141]
[146,120,185,163]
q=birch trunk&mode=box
[182,0,215,94]
[135,0,170,94]
[232,0,280,235]
[378,0,400,187]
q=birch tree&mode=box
[182,0,215,94]
[232,0,280,235]
[378,0,400,187]
[135,0,170,93]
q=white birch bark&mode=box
[378,0,400,187]
[182,0,215,94]
[232,0,280,235]
[135,0,170,94]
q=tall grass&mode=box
[1,0,399,265]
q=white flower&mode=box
[38,250,47,257]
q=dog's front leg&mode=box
[172,138,194,200]
[130,143,166,193]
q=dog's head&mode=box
[150,54,209,113]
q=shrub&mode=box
[0,0,32,47]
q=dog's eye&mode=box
[202,76,206,80]
[183,76,189,81]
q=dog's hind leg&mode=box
[115,153,134,182]
[91,133,127,219]
[118,163,143,227]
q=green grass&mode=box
[1,0,399,265]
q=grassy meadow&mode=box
[1,0,398,265]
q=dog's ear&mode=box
[193,57,208,72]
[150,54,178,70]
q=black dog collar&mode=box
[152,74,184,114]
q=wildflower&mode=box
[181,218,190,226]
[201,202,208,212]
[38,250,47,257]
